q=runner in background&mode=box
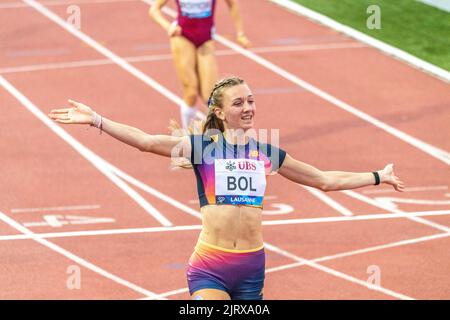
[149,0,250,129]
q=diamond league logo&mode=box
[225,161,236,172]
[217,196,226,203]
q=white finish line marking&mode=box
[23,215,116,228]
[1,209,449,241]
[363,185,448,194]
[0,42,366,74]
[11,204,101,213]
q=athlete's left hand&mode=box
[236,34,251,48]
[168,23,182,37]
[379,163,405,192]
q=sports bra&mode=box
[189,133,287,208]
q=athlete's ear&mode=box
[214,107,225,121]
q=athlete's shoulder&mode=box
[189,134,218,163]
[252,139,287,171]
[189,134,217,147]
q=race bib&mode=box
[215,159,266,206]
[179,0,213,19]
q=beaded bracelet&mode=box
[90,112,103,135]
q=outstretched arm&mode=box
[224,0,251,48]
[278,154,405,192]
[48,100,190,158]
[149,0,182,37]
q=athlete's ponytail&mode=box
[203,76,245,135]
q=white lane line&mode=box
[265,232,450,273]
[22,215,116,228]
[143,0,450,166]
[263,209,450,226]
[269,0,450,83]
[342,190,450,233]
[23,0,183,104]
[0,210,165,300]
[0,224,203,241]
[303,186,354,216]
[266,242,413,300]
[0,57,133,74]
[2,209,449,241]
[0,0,137,9]
[0,75,172,227]
[373,197,450,210]
[417,0,450,12]
[139,287,189,300]
[363,185,448,194]
[153,231,450,299]
[252,42,367,53]
[0,42,366,75]
[11,205,101,213]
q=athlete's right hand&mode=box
[236,34,251,49]
[167,23,182,37]
[48,99,95,125]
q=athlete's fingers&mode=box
[48,112,59,118]
[51,114,70,120]
[395,181,405,192]
[49,108,70,114]
[54,118,72,124]
[68,99,83,108]
[48,113,66,120]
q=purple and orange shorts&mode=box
[186,240,265,300]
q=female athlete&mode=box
[149,0,250,129]
[48,76,405,300]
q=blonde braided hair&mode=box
[203,76,245,135]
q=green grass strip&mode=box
[290,0,450,71]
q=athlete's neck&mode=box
[223,129,250,145]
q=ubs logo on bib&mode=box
[237,161,257,171]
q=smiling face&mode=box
[215,84,256,131]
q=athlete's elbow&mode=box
[318,183,331,192]
[320,178,344,192]
[138,144,150,153]
[139,136,155,153]
[318,176,334,192]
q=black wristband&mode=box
[372,171,380,185]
